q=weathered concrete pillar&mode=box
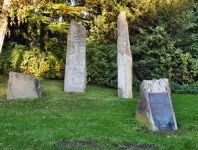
[117,11,133,98]
[64,20,87,92]
[0,0,11,54]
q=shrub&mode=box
[0,43,27,74]
[0,43,65,79]
[133,26,197,84]
[170,82,198,94]
[87,41,117,87]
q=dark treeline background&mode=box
[0,0,198,90]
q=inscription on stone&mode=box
[149,93,175,131]
[136,79,178,132]
[64,20,87,92]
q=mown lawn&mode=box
[0,77,198,150]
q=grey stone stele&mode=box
[117,11,133,98]
[7,72,42,100]
[0,0,11,54]
[64,20,87,92]
[136,78,178,131]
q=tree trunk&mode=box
[0,0,11,54]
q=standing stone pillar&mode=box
[0,0,11,54]
[117,12,133,98]
[64,20,87,92]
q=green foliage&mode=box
[1,0,82,79]
[133,26,197,84]
[87,42,117,87]
[170,82,198,94]
[0,43,26,73]
[86,0,198,86]
[0,43,65,79]
[1,0,198,89]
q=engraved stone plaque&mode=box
[136,79,178,132]
[149,93,175,131]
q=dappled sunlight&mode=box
[0,85,7,100]
[0,77,7,100]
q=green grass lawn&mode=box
[0,77,198,150]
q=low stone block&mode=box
[136,78,178,132]
[7,72,42,100]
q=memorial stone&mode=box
[7,72,42,100]
[136,78,178,131]
[64,20,87,92]
[117,11,133,99]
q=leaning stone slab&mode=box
[136,78,178,132]
[64,20,87,92]
[117,11,133,99]
[7,72,42,100]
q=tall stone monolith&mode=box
[0,0,11,54]
[64,20,87,92]
[117,12,132,98]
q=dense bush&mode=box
[170,82,198,94]
[133,26,198,84]
[0,43,65,79]
[0,43,26,73]
[87,42,117,87]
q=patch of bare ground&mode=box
[56,140,158,150]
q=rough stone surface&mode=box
[7,72,42,100]
[0,0,11,54]
[117,11,132,98]
[64,20,87,92]
[136,78,178,132]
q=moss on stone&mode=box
[135,111,153,130]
